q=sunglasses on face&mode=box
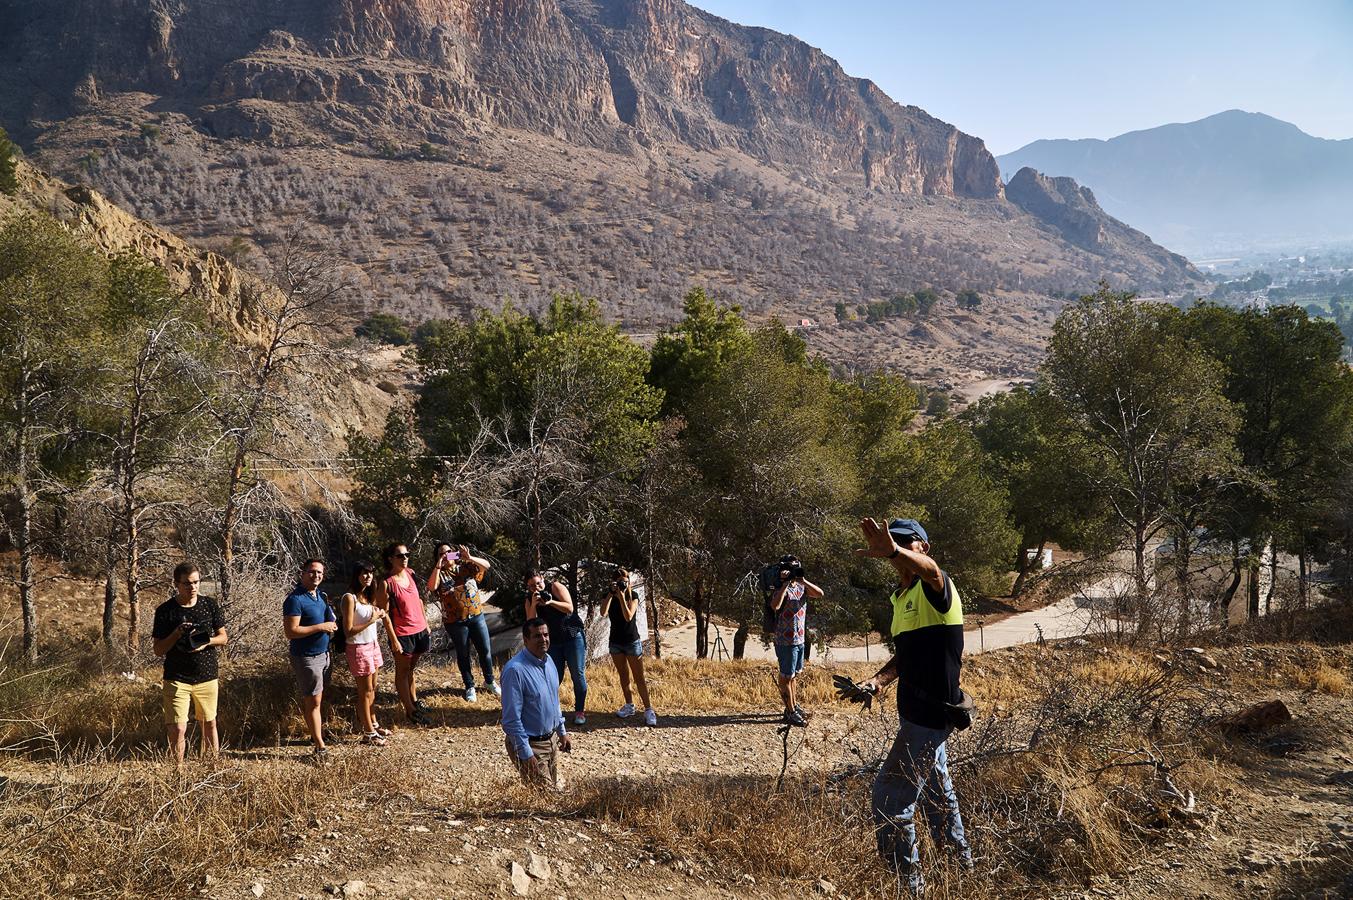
[393,552,410,559]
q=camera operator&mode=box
[767,554,823,727]
[600,568,656,726]
[151,562,228,765]
[855,517,973,893]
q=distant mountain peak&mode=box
[998,111,1353,255]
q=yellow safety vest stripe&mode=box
[889,575,964,636]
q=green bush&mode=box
[0,127,18,195]
[354,312,411,345]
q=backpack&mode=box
[326,595,346,654]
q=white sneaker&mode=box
[488,681,501,698]
[644,708,657,727]
[573,711,587,725]
[616,703,636,718]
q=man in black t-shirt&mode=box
[152,562,228,763]
[857,517,972,894]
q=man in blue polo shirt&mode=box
[283,558,338,761]
[500,617,572,788]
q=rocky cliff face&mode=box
[1005,166,1196,276]
[1,0,1002,198]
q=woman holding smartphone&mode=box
[524,571,588,725]
[428,542,498,703]
[342,561,394,745]
[600,568,656,726]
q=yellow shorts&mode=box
[162,679,219,724]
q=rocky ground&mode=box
[190,656,1353,900]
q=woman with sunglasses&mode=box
[342,561,395,745]
[376,543,432,726]
[427,541,498,702]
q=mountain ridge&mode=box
[0,0,1201,383]
[998,110,1353,254]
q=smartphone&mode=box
[443,551,459,564]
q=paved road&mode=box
[655,573,1129,663]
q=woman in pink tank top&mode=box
[377,542,432,726]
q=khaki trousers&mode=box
[506,733,560,789]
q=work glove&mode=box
[832,673,877,710]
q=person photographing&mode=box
[524,571,588,725]
[767,554,823,727]
[855,517,973,893]
[428,542,498,703]
[600,568,656,726]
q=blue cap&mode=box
[888,518,928,545]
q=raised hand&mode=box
[855,517,898,558]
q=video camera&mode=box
[758,554,805,593]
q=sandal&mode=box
[372,725,393,737]
[360,732,388,747]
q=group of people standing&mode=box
[150,517,971,894]
[150,541,656,763]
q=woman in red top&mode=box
[376,542,432,726]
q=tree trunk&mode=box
[693,582,708,659]
[1298,542,1309,609]
[102,558,117,649]
[1173,526,1193,637]
[17,467,37,663]
[16,370,38,662]
[645,571,662,660]
[1219,538,1243,625]
[1264,540,1278,615]
[732,621,748,659]
[219,441,246,612]
[1011,542,1032,597]
[1247,554,1261,620]
[125,512,141,655]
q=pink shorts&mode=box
[345,641,383,677]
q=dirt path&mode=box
[195,655,1353,900]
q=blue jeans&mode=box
[445,613,495,689]
[548,631,587,713]
[872,717,969,877]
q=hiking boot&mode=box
[413,698,430,713]
[464,685,477,703]
[310,746,331,766]
[644,708,658,727]
[783,709,807,728]
[409,710,432,727]
[616,702,636,718]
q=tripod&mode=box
[711,622,731,661]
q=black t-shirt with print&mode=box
[152,596,225,684]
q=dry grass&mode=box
[0,749,428,900]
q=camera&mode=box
[784,563,805,580]
[179,621,211,651]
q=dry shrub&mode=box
[0,748,425,900]
[1289,660,1350,696]
[562,655,869,713]
[1,656,360,757]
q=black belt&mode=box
[528,732,556,742]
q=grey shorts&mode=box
[290,652,331,697]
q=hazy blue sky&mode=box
[690,0,1353,154]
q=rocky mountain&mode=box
[998,110,1353,256]
[0,0,1202,380]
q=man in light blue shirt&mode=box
[501,617,572,787]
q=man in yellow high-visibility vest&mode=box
[857,517,973,893]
